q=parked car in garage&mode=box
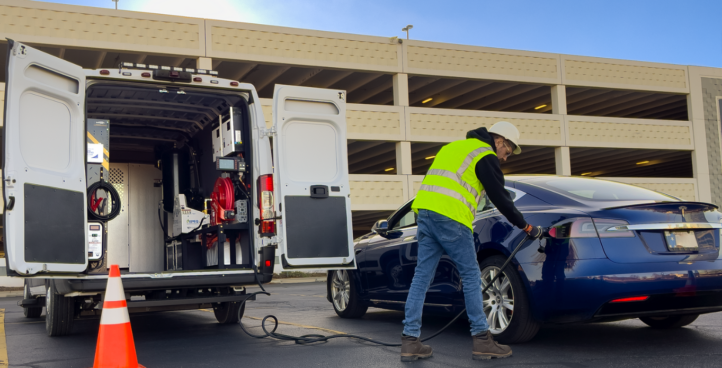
[326,176,722,343]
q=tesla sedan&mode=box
[326,176,722,343]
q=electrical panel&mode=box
[222,106,243,157]
[87,222,104,261]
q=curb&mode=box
[269,277,325,284]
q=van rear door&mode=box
[272,85,354,269]
[3,41,88,275]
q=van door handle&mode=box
[6,196,15,211]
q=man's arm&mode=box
[475,156,527,229]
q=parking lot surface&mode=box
[2,281,722,367]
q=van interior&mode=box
[84,82,255,275]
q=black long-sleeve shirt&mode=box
[467,128,528,229]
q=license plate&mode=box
[664,231,699,251]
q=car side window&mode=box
[392,209,417,230]
[477,189,517,213]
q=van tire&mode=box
[45,282,75,336]
[214,301,245,324]
[23,281,42,318]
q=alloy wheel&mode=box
[331,270,350,311]
[481,266,515,334]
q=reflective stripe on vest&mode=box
[427,169,479,199]
[418,184,476,214]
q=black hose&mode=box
[236,234,533,346]
[87,181,121,221]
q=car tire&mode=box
[45,281,76,337]
[479,255,540,344]
[640,314,699,329]
[328,270,368,318]
[213,301,245,324]
[23,281,42,319]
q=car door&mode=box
[271,85,355,270]
[3,41,88,275]
[364,203,416,302]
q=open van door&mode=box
[3,41,88,275]
[272,85,354,269]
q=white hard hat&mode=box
[488,121,521,154]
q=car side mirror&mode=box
[372,219,389,236]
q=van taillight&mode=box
[257,174,276,237]
[548,218,634,239]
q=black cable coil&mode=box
[87,181,122,221]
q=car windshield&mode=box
[532,177,678,202]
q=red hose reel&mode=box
[210,177,235,227]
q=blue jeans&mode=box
[402,209,489,337]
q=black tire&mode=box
[213,301,245,324]
[640,314,699,329]
[328,270,368,318]
[479,255,540,344]
[23,281,42,319]
[45,281,76,337]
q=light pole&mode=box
[402,25,413,40]
[112,0,118,9]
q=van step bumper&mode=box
[65,273,272,293]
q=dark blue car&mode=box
[325,176,722,343]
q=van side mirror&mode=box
[372,219,389,236]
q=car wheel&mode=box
[329,270,367,318]
[480,255,540,344]
[213,301,245,324]
[23,281,42,318]
[45,281,75,337]
[640,314,699,329]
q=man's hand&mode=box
[523,224,544,239]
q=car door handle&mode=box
[355,249,363,255]
[403,236,416,242]
[6,196,14,211]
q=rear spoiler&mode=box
[602,201,719,211]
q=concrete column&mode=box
[551,85,567,115]
[396,141,412,175]
[196,57,212,71]
[555,146,571,176]
[686,68,713,203]
[393,73,409,106]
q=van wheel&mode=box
[480,255,540,344]
[640,314,699,329]
[45,282,75,336]
[23,281,42,318]
[214,301,245,324]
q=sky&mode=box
[35,0,722,68]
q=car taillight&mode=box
[548,218,634,239]
[257,174,276,237]
[610,296,648,303]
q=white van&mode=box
[3,41,355,336]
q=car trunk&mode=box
[586,202,721,264]
[85,81,256,275]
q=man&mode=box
[400,121,543,362]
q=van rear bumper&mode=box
[59,272,272,293]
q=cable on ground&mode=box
[236,234,533,347]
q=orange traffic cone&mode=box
[93,265,145,368]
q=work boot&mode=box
[400,335,433,362]
[472,331,512,360]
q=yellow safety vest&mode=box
[412,139,496,231]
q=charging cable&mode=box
[237,232,538,346]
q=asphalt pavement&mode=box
[2,282,722,367]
